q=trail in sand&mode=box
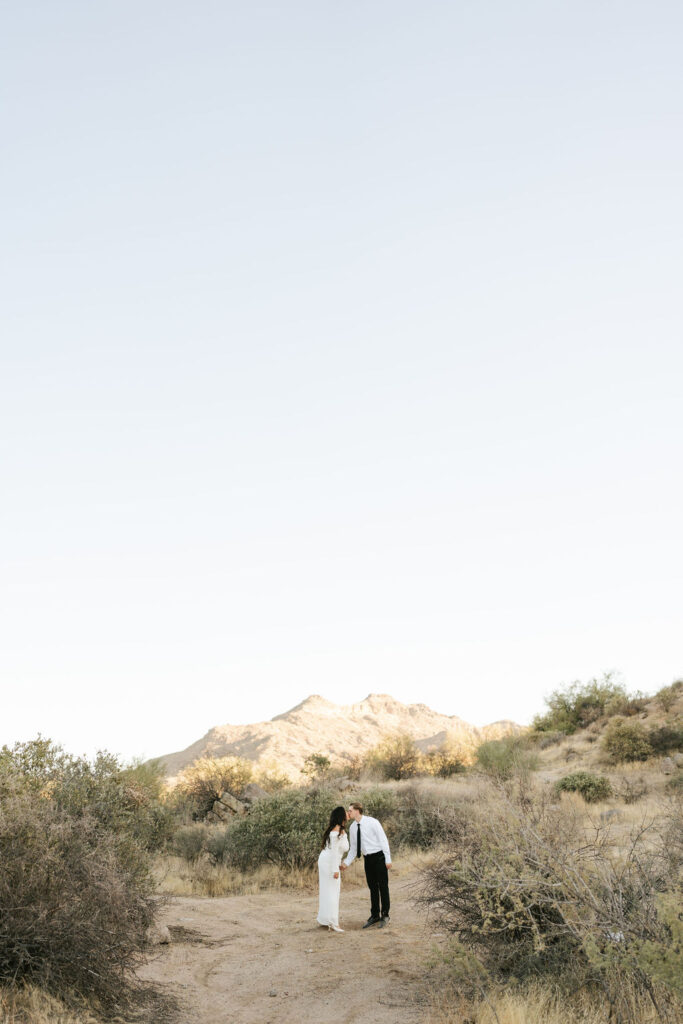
[139,870,435,1024]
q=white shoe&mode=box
[328,924,344,933]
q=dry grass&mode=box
[153,854,317,896]
[0,985,100,1024]
[154,842,440,897]
[427,982,664,1024]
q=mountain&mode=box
[156,693,523,780]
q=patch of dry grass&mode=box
[427,982,664,1024]
[153,854,316,896]
[154,842,439,897]
[0,985,100,1024]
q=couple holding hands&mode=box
[316,802,391,933]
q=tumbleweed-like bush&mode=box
[0,786,157,1009]
[417,781,682,1023]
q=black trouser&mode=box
[364,851,390,918]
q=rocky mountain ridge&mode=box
[157,693,522,780]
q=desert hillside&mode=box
[156,692,522,778]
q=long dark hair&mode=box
[321,805,347,850]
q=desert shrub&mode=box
[604,691,649,718]
[172,756,253,818]
[647,724,683,755]
[56,754,173,852]
[475,736,539,779]
[423,748,467,778]
[300,752,332,780]
[655,680,683,714]
[665,774,683,794]
[333,752,365,781]
[223,786,341,870]
[0,734,69,789]
[632,891,683,1000]
[171,823,207,862]
[0,739,173,852]
[532,674,631,734]
[355,785,400,825]
[365,733,423,780]
[617,776,649,804]
[203,825,233,864]
[386,783,469,849]
[0,789,156,1008]
[555,772,612,803]
[417,783,682,1019]
[602,719,654,763]
[253,762,292,792]
[531,730,565,750]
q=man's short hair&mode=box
[349,802,363,813]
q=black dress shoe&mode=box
[377,918,387,928]
[362,916,380,929]
[381,915,390,924]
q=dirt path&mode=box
[138,869,436,1024]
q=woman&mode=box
[317,805,349,932]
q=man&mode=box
[341,802,392,928]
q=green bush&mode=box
[646,724,683,755]
[203,825,233,864]
[532,674,631,734]
[0,738,173,852]
[603,691,648,718]
[253,762,293,792]
[555,772,613,803]
[223,787,341,870]
[635,892,683,998]
[365,733,423,780]
[475,737,539,779]
[355,785,400,825]
[300,752,332,780]
[0,734,69,788]
[422,749,467,778]
[602,719,654,763]
[655,680,683,713]
[171,823,208,862]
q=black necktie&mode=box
[357,822,361,858]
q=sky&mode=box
[1,2,682,763]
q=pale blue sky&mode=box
[2,2,682,761]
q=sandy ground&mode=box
[138,868,436,1024]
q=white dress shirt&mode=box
[343,815,391,867]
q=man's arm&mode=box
[377,820,392,866]
[342,822,357,868]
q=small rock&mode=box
[269,990,277,997]
[661,757,675,775]
[146,922,171,946]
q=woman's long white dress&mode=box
[317,830,349,928]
